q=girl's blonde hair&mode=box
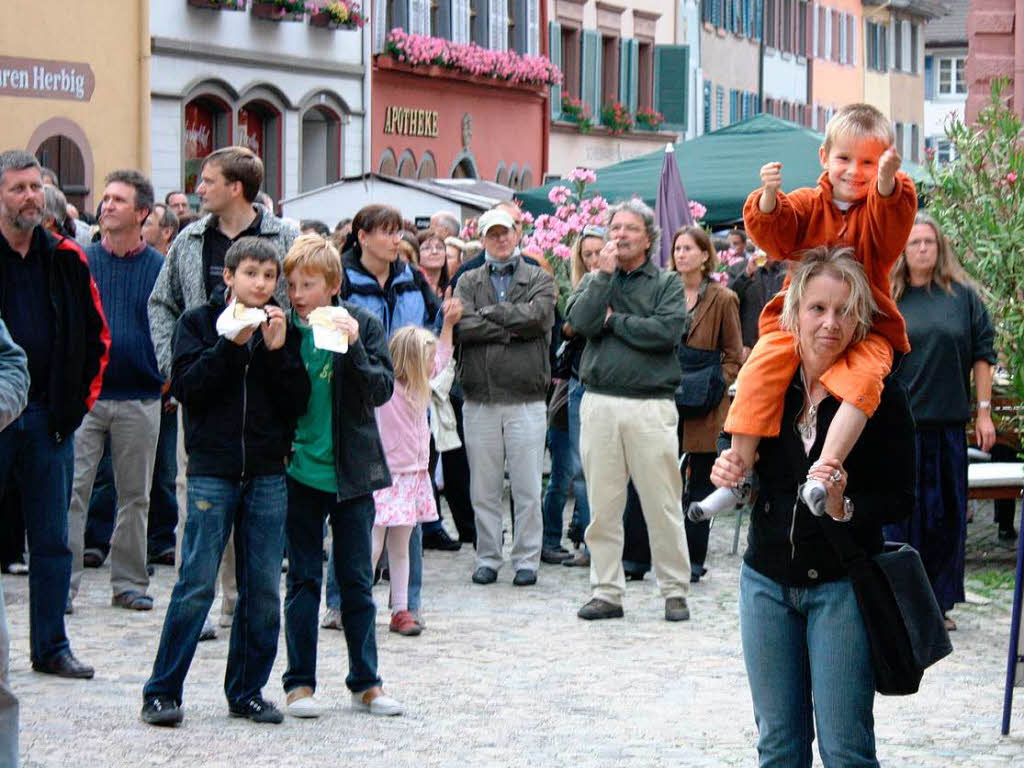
[571,229,606,287]
[890,212,971,302]
[389,326,436,408]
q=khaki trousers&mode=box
[175,407,237,615]
[580,392,690,605]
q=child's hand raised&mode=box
[877,146,901,197]
[261,305,288,351]
[759,162,782,213]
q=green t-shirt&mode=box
[288,315,336,493]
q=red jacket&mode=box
[743,171,917,352]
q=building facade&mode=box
[698,0,763,133]
[369,0,548,189]
[924,0,967,164]
[862,0,944,163]
[0,0,148,215]
[808,0,865,129]
[149,0,370,206]
[966,0,1022,122]
[545,0,684,176]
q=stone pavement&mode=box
[6,504,1024,768]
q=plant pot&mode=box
[309,11,341,28]
[251,1,304,21]
[188,0,246,9]
[634,123,661,132]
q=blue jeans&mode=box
[326,519,422,613]
[739,563,878,768]
[0,578,17,767]
[0,403,74,665]
[567,377,590,536]
[283,479,381,694]
[144,474,287,706]
[541,424,573,550]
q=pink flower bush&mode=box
[1008,172,1019,184]
[566,168,597,185]
[384,30,563,87]
[689,200,707,221]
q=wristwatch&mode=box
[978,400,991,411]
[838,496,855,523]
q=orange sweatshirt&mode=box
[742,171,917,353]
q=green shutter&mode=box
[619,38,630,104]
[549,21,562,119]
[581,29,601,116]
[654,44,689,130]
[629,39,639,112]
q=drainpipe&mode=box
[757,0,766,110]
[541,0,550,181]
[139,0,151,175]
[1016,0,1024,117]
[363,18,372,175]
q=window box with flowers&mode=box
[188,0,247,9]
[377,30,562,91]
[561,96,594,134]
[251,0,306,21]
[634,107,664,131]
[308,1,364,28]
[600,101,633,135]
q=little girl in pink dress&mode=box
[372,295,460,636]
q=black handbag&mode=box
[819,520,953,696]
[674,344,726,419]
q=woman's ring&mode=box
[829,469,842,483]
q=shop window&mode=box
[418,152,437,179]
[301,106,342,193]
[184,94,232,195]
[238,100,282,203]
[35,135,88,213]
[397,150,417,179]
[379,149,398,176]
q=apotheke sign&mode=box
[0,56,95,102]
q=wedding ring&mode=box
[829,469,842,483]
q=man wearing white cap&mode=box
[453,208,555,587]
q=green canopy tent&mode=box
[519,114,925,228]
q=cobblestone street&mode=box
[7,504,1024,767]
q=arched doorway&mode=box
[35,135,87,213]
[238,99,282,203]
[184,93,232,196]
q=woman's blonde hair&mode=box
[570,230,606,287]
[388,326,436,408]
[890,212,971,302]
[282,233,343,289]
[780,246,879,345]
[668,225,716,277]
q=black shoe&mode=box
[541,547,572,564]
[577,598,624,620]
[472,566,498,584]
[228,695,284,724]
[148,548,176,566]
[624,569,647,582]
[141,696,183,727]
[513,569,537,586]
[665,597,690,622]
[82,550,104,568]
[32,650,94,679]
[566,520,585,547]
[423,529,461,551]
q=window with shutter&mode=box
[654,45,690,129]
[753,0,763,41]
[451,0,470,42]
[729,90,737,123]
[581,30,602,117]
[549,21,562,119]
[712,0,721,28]
[823,9,830,60]
[744,0,753,37]
[716,85,725,127]
[910,23,918,74]
[471,0,487,46]
[894,19,902,70]
[629,39,640,112]
[839,13,846,63]
[911,124,919,162]
[526,0,539,55]
[703,81,712,133]
[764,0,775,47]
[831,10,840,62]
[409,0,430,35]
[373,0,388,52]
[782,0,792,52]
[845,14,853,65]
[797,0,808,56]
[702,0,712,24]
[489,0,508,50]
[816,4,824,59]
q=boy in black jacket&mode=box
[141,237,310,727]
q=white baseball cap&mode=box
[478,209,517,236]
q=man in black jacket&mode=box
[142,238,310,727]
[0,150,109,680]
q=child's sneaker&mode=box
[389,610,422,636]
[688,474,753,522]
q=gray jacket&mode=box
[147,205,298,376]
[0,317,29,431]
[454,257,555,404]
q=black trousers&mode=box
[438,390,477,543]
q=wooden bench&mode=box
[968,462,1024,501]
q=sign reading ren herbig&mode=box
[0,56,95,101]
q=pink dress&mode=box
[372,339,452,528]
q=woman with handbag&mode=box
[886,213,998,631]
[668,226,743,582]
[711,248,917,766]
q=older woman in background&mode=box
[669,226,743,582]
[886,212,997,631]
[416,229,450,298]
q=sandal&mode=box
[112,590,154,611]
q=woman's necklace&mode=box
[798,368,818,441]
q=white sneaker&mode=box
[351,690,403,716]
[218,611,234,629]
[286,693,325,718]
